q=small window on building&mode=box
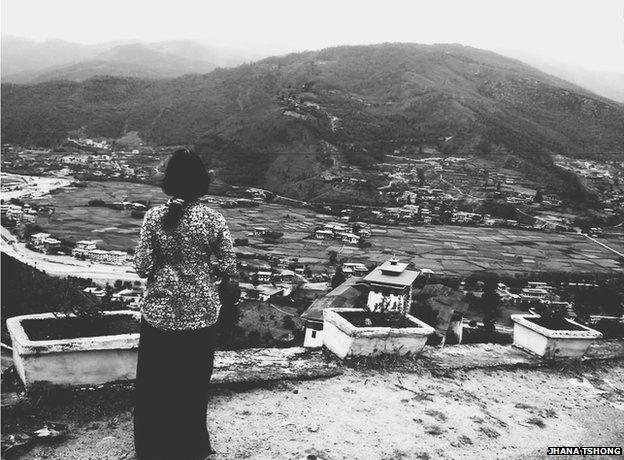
[311,330,317,339]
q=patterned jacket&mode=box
[134,199,237,330]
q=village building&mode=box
[252,227,268,236]
[278,269,296,283]
[342,262,369,277]
[520,287,549,303]
[340,233,361,245]
[324,222,349,234]
[88,249,128,265]
[72,240,98,258]
[301,277,367,348]
[527,281,551,290]
[315,229,334,240]
[83,287,107,298]
[363,259,420,313]
[42,237,61,253]
[29,232,57,252]
[112,288,144,309]
[21,209,38,224]
[256,270,273,284]
[6,205,23,221]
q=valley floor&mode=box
[14,359,624,459]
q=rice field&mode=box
[33,181,624,276]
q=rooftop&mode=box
[364,262,420,288]
[301,277,367,322]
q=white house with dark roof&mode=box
[363,259,420,314]
[342,262,369,277]
[252,227,268,236]
[301,277,367,348]
[315,229,334,240]
[256,270,273,284]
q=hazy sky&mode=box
[2,0,623,71]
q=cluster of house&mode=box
[83,285,144,309]
[2,146,158,183]
[314,222,371,245]
[66,137,111,150]
[555,158,618,181]
[251,267,298,285]
[398,186,448,206]
[71,240,129,265]
[107,197,149,211]
[341,262,369,277]
[219,198,261,209]
[236,265,301,301]
[58,154,139,179]
[301,258,420,347]
[1,203,38,224]
[461,281,574,313]
[362,203,528,229]
[1,183,22,194]
[555,157,624,208]
[300,257,599,349]
[29,232,62,254]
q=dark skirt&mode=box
[134,318,216,460]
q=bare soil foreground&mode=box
[7,357,624,460]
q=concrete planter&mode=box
[323,308,435,359]
[6,310,141,388]
[511,314,602,359]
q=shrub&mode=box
[247,330,261,346]
[282,316,296,330]
[535,303,568,329]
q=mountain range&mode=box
[1,37,262,83]
[3,36,624,104]
[2,42,623,202]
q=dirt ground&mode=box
[9,360,624,460]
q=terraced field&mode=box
[33,181,624,276]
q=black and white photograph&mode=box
[1,0,623,458]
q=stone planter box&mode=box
[323,308,435,359]
[6,310,141,388]
[511,314,602,359]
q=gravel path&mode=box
[16,361,624,459]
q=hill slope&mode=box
[2,43,623,200]
[1,38,254,83]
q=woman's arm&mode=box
[211,213,240,306]
[134,210,156,279]
[211,213,237,278]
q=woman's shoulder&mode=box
[145,204,167,219]
[191,203,227,224]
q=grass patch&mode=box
[526,416,546,428]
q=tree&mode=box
[282,316,296,330]
[328,250,338,266]
[417,168,426,187]
[331,267,346,289]
[262,331,274,343]
[247,330,261,347]
[534,188,543,203]
[114,279,123,290]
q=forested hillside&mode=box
[3,43,623,200]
